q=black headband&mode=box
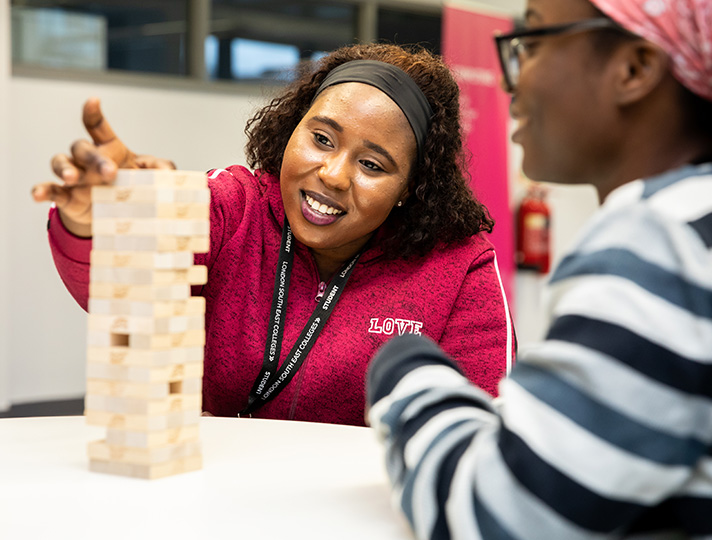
[313,60,433,159]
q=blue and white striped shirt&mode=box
[367,163,712,539]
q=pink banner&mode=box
[442,5,515,307]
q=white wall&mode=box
[513,184,599,346]
[1,0,11,410]
[6,76,263,406]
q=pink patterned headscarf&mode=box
[589,0,712,101]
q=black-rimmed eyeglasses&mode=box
[494,18,627,93]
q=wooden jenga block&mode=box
[87,329,205,349]
[114,169,208,189]
[88,282,193,302]
[92,234,210,253]
[105,424,200,448]
[89,454,202,480]
[90,250,194,269]
[93,202,210,220]
[86,377,202,400]
[88,297,205,318]
[89,266,207,286]
[88,314,204,335]
[86,361,203,383]
[86,346,204,367]
[85,393,201,415]
[91,185,210,205]
[85,408,200,431]
[87,439,201,466]
[93,218,209,237]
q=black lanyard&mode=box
[240,220,361,416]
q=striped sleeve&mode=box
[366,169,712,540]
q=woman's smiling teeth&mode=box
[305,194,344,215]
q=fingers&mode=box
[32,180,93,237]
[82,97,119,146]
[31,182,72,207]
[80,98,137,168]
[51,141,116,187]
[50,154,79,185]
[69,139,117,183]
[135,155,178,170]
[72,140,116,174]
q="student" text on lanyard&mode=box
[240,220,360,416]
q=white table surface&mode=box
[0,416,413,540]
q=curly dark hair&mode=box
[244,42,494,259]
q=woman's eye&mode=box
[518,38,540,57]
[314,133,332,147]
[361,159,384,172]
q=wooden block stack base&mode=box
[89,453,203,480]
[86,169,210,480]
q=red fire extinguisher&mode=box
[516,184,551,273]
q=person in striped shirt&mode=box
[366,0,712,538]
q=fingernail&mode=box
[100,161,114,177]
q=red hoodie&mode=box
[48,165,513,426]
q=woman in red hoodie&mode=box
[32,43,514,425]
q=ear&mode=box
[612,40,669,106]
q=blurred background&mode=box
[0,0,598,415]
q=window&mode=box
[11,0,444,84]
[207,0,357,83]
[378,7,441,55]
[12,0,188,75]
[205,37,300,82]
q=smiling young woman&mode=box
[34,43,515,426]
[278,82,414,280]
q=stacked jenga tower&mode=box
[84,169,210,479]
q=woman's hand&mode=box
[31,97,176,237]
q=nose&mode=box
[318,151,351,191]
